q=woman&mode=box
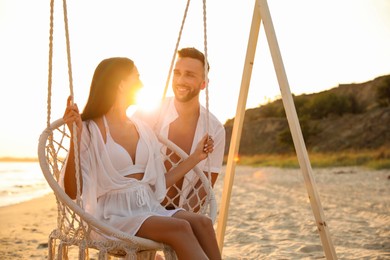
[62,57,221,260]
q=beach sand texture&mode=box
[215,166,390,259]
[0,166,389,259]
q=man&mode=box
[137,47,225,210]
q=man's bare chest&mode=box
[168,120,197,154]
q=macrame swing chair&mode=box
[37,0,217,259]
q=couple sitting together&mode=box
[62,47,225,259]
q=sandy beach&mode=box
[0,166,389,259]
[0,193,57,259]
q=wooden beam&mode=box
[258,0,337,258]
[215,0,262,253]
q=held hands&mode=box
[194,134,214,161]
[63,96,82,137]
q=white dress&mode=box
[62,116,182,237]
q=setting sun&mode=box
[135,87,162,112]
[126,87,164,117]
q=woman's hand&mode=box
[194,134,214,161]
[63,96,83,199]
[63,96,82,137]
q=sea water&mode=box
[0,162,51,207]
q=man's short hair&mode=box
[178,47,210,71]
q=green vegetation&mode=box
[227,147,390,170]
[224,75,390,159]
[253,92,363,121]
[300,92,362,119]
[245,91,367,149]
[376,76,390,107]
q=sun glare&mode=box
[135,88,161,112]
[125,87,164,118]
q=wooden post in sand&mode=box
[216,0,338,259]
[215,0,261,252]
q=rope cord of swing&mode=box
[202,0,210,135]
[162,0,191,100]
[61,0,83,208]
[203,0,211,187]
[47,0,83,208]
[202,0,212,186]
[47,0,54,128]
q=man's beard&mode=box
[173,84,201,103]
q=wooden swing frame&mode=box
[216,0,338,259]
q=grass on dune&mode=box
[226,147,390,170]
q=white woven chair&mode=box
[38,118,217,260]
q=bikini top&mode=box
[103,116,148,176]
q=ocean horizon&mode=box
[0,162,51,207]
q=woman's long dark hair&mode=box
[81,57,134,121]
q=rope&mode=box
[202,0,212,186]
[62,0,74,99]
[162,0,191,100]
[47,0,54,128]
[47,1,65,233]
[202,0,210,134]
[61,0,82,210]
[45,0,94,246]
[47,0,63,194]
[62,0,88,249]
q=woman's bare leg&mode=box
[173,211,221,260]
[136,216,208,260]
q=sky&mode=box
[1,0,390,158]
